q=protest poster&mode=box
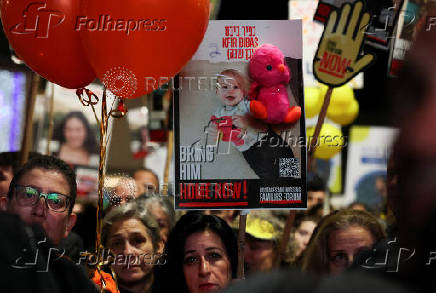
[289,0,363,89]
[344,126,398,213]
[388,0,429,76]
[313,0,404,51]
[174,20,307,210]
[33,83,116,199]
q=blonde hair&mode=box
[217,69,249,96]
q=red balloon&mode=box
[1,0,95,89]
[80,0,209,98]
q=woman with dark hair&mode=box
[286,214,321,265]
[155,212,237,293]
[53,111,98,166]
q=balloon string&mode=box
[76,87,125,293]
[76,88,99,106]
[96,88,107,256]
[111,267,120,293]
[76,88,100,124]
[276,87,333,269]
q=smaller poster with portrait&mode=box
[174,20,307,210]
[51,110,100,168]
[34,83,115,199]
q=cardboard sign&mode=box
[345,126,397,213]
[314,0,403,50]
[289,0,364,88]
[313,1,375,87]
[174,20,307,210]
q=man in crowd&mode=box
[0,151,39,198]
[133,167,160,196]
[307,173,326,211]
[0,155,98,292]
[0,155,77,245]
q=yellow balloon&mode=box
[307,124,344,159]
[319,84,329,100]
[331,84,354,106]
[319,84,354,106]
[327,98,359,125]
[304,87,322,118]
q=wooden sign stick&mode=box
[276,87,332,264]
[308,87,333,167]
[237,210,248,279]
[275,210,296,266]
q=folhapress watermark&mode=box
[77,249,167,267]
[10,2,65,38]
[11,238,166,272]
[75,15,167,35]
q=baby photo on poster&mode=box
[174,20,307,210]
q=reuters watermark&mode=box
[144,76,221,93]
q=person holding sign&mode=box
[309,0,375,162]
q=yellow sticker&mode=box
[313,1,374,87]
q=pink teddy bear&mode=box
[248,43,301,124]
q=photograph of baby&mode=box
[175,20,306,209]
[177,57,304,181]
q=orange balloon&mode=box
[1,0,95,88]
[80,0,209,98]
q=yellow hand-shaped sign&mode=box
[313,1,375,87]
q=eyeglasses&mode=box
[14,185,71,213]
[109,194,135,206]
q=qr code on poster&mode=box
[279,158,299,178]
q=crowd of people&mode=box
[1,20,436,293]
[0,146,427,293]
